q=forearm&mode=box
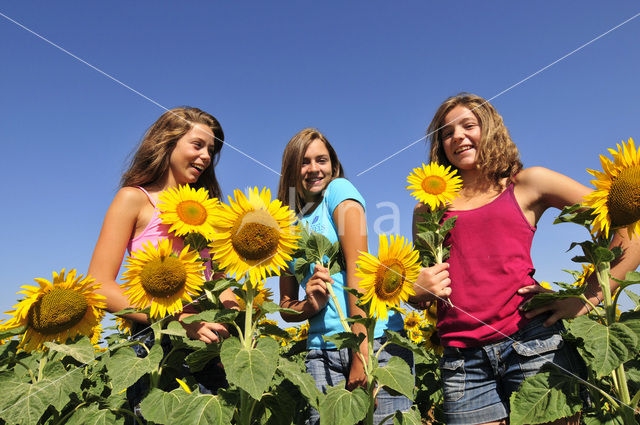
[280,298,316,322]
[96,280,149,324]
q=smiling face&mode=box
[168,123,216,186]
[300,138,333,202]
[440,105,482,172]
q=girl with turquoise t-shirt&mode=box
[277,128,412,425]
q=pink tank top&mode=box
[127,187,211,279]
[438,184,537,348]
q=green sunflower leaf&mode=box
[66,404,124,425]
[509,368,582,425]
[294,258,310,284]
[318,386,369,425]
[44,336,96,364]
[392,407,422,425]
[140,388,189,424]
[383,330,428,357]
[220,336,279,400]
[106,343,163,394]
[566,315,638,378]
[277,357,323,409]
[169,390,234,425]
[180,308,239,324]
[520,287,584,311]
[583,410,630,425]
[259,301,301,316]
[0,325,27,341]
[373,356,415,399]
[322,331,366,351]
[185,343,221,372]
[0,374,48,425]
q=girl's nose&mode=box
[452,126,465,141]
[308,161,320,172]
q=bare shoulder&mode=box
[514,167,591,210]
[113,186,147,207]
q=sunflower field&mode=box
[0,139,640,424]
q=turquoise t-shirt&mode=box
[294,178,403,349]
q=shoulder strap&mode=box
[135,186,156,207]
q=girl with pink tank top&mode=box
[409,94,640,425]
[88,108,237,401]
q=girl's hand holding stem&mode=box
[305,263,332,314]
[409,262,452,306]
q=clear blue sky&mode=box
[1,2,639,321]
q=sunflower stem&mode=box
[597,261,632,406]
[325,283,351,334]
[37,353,48,382]
[243,281,255,350]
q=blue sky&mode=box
[1,2,639,322]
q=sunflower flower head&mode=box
[406,162,463,210]
[404,310,422,333]
[158,184,220,240]
[295,322,310,341]
[584,138,640,239]
[420,324,443,355]
[122,238,205,319]
[0,269,106,352]
[356,234,421,320]
[209,187,299,284]
[236,282,274,311]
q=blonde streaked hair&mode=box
[121,107,224,198]
[277,128,344,214]
[427,93,522,187]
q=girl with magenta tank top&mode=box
[88,108,237,394]
[277,129,413,425]
[409,93,640,425]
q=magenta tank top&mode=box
[127,187,211,279]
[438,184,537,348]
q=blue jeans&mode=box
[305,335,414,425]
[440,316,585,425]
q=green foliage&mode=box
[413,210,457,266]
[221,336,279,400]
[509,367,582,425]
[318,386,369,425]
[372,356,415,399]
[292,223,344,283]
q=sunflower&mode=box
[209,187,299,284]
[420,324,443,355]
[122,238,206,319]
[158,184,219,240]
[572,264,595,288]
[406,162,463,210]
[404,310,422,333]
[0,269,106,352]
[356,234,421,320]
[236,282,274,311]
[295,322,310,341]
[584,138,640,238]
[115,317,133,335]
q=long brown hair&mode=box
[277,128,344,214]
[427,93,522,187]
[121,107,224,198]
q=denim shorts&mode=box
[439,316,585,425]
[305,335,414,425]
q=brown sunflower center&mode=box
[231,210,280,261]
[607,166,640,228]
[27,288,88,335]
[176,200,207,225]
[374,260,407,301]
[421,176,446,195]
[405,316,419,329]
[139,256,187,298]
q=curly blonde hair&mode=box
[427,93,522,187]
